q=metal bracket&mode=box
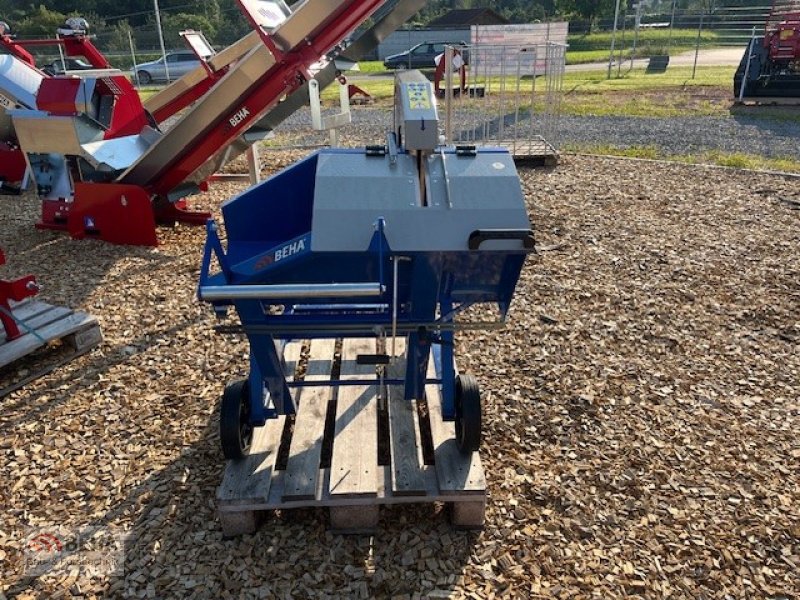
[309,77,351,146]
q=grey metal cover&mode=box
[311,150,530,252]
[238,0,291,32]
[181,30,216,59]
[0,54,43,110]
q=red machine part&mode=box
[0,32,111,70]
[149,77,219,124]
[40,184,209,245]
[766,12,800,62]
[146,0,387,197]
[434,48,467,97]
[338,75,372,103]
[0,141,27,187]
[0,248,38,341]
[22,0,388,247]
[36,76,150,139]
[35,77,82,114]
[0,33,35,66]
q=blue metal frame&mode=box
[198,146,532,428]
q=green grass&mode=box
[137,87,160,102]
[355,61,386,73]
[564,65,735,91]
[559,66,738,117]
[567,28,719,52]
[564,143,800,172]
[565,45,702,65]
[566,49,619,64]
[321,66,741,114]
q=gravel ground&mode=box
[556,115,800,159]
[1,154,799,599]
[269,106,800,161]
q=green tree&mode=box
[103,20,134,52]
[556,0,615,26]
[15,5,66,37]
[160,12,216,48]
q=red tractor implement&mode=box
[735,0,800,100]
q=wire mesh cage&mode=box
[442,42,566,160]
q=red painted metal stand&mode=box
[0,142,27,192]
[434,48,467,98]
[0,29,111,70]
[0,249,38,341]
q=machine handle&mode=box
[199,282,384,301]
[468,229,535,250]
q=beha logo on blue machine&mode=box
[253,234,311,270]
[274,236,307,262]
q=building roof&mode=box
[427,8,510,28]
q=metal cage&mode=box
[442,42,566,160]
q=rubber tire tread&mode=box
[455,374,481,453]
[220,379,251,460]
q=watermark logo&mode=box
[27,532,64,554]
[22,526,126,577]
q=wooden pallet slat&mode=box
[387,356,427,497]
[329,338,379,499]
[216,417,285,503]
[0,300,56,343]
[283,338,336,501]
[217,342,301,518]
[0,300,103,397]
[425,359,486,529]
[0,305,72,346]
[0,302,100,369]
[425,359,486,495]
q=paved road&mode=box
[566,47,746,73]
[346,47,747,84]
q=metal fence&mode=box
[443,42,566,158]
[601,0,777,79]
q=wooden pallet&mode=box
[436,86,486,99]
[475,139,559,167]
[0,300,103,396]
[735,96,800,106]
[217,338,487,536]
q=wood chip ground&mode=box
[0,153,798,599]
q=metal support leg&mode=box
[404,328,431,401]
[248,334,293,424]
[246,145,262,185]
[440,328,455,420]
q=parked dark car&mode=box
[383,41,468,70]
[43,57,95,76]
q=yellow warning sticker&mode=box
[407,83,431,110]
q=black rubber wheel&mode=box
[454,374,481,453]
[137,70,152,85]
[220,379,252,460]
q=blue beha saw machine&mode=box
[199,71,535,459]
